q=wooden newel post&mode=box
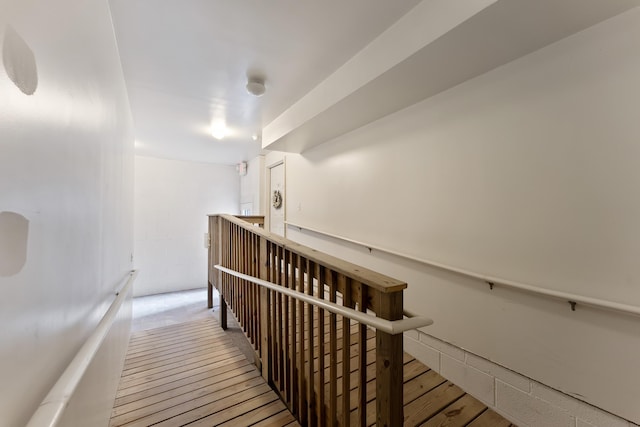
[258,236,272,383]
[376,290,404,427]
[207,216,216,309]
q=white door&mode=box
[269,162,285,237]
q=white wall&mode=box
[240,155,265,215]
[265,7,640,424]
[0,0,135,425]
[134,156,239,296]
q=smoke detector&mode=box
[246,77,265,97]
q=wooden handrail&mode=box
[207,214,409,426]
[210,214,406,293]
[26,270,138,427]
[215,265,433,334]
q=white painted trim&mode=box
[286,221,640,318]
[215,265,433,334]
[26,271,138,427]
[266,158,286,238]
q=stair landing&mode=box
[110,317,299,427]
[110,314,515,426]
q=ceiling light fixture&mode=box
[211,122,228,140]
[246,77,266,97]
[251,133,259,141]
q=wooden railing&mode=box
[207,214,411,427]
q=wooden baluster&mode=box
[277,245,285,393]
[229,224,233,311]
[297,255,307,425]
[375,290,403,427]
[242,228,247,331]
[328,270,338,427]
[246,230,252,340]
[338,274,353,426]
[307,259,317,426]
[244,229,249,333]
[357,282,367,427]
[258,236,271,383]
[232,223,236,312]
[249,233,259,350]
[253,234,260,358]
[269,243,278,386]
[238,227,243,327]
[254,234,260,351]
[340,275,351,427]
[290,251,298,416]
[236,225,241,316]
[318,265,326,427]
[235,224,239,314]
[234,225,238,313]
[283,248,291,406]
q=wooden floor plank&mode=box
[112,376,266,426]
[115,354,247,399]
[121,342,239,377]
[403,370,448,406]
[113,358,252,408]
[403,359,431,382]
[216,399,290,426]
[124,331,227,359]
[403,382,466,427]
[128,318,215,339]
[126,326,225,350]
[110,317,299,427]
[250,409,298,427]
[122,340,229,373]
[467,409,514,427]
[113,300,513,427]
[153,385,274,427]
[127,320,219,343]
[419,394,487,427]
[127,321,219,345]
[111,370,261,424]
[117,348,244,390]
[125,328,227,355]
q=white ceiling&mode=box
[108,0,422,164]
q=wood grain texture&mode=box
[110,317,299,427]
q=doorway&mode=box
[267,160,285,237]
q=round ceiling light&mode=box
[246,77,265,97]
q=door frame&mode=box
[266,157,286,237]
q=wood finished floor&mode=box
[279,313,517,427]
[111,291,516,427]
[110,317,299,427]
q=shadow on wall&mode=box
[2,25,38,95]
[0,211,29,276]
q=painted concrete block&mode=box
[419,332,465,361]
[404,329,419,340]
[497,380,574,427]
[441,354,495,405]
[466,352,531,393]
[531,383,628,427]
[405,335,440,373]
